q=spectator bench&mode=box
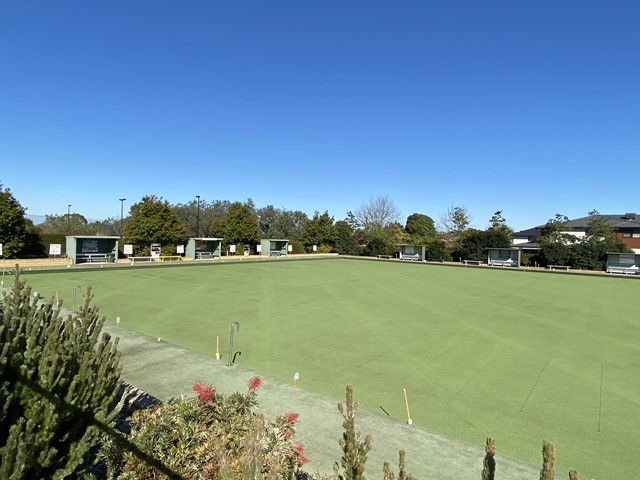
[607,265,639,275]
[76,253,109,263]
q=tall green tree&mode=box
[172,199,230,237]
[0,182,30,258]
[538,214,574,266]
[122,195,187,256]
[439,205,471,252]
[459,228,511,261]
[334,220,359,255]
[0,271,122,479]
[405,213,437,239]
[300,211,337,252]
[571,210,629,270]
[218,201,260,250]
[268,210,309,241]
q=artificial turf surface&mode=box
[18,258,640,478]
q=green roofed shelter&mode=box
[606,252,640,275]
[260,239,289,257]
[185,238,223,260]
[487,247,521,267]
[66,235,120,264]
[398,244,425,261]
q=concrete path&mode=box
[104,323,540,479]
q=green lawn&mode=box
[18,259,640,479]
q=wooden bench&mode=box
[377,255,392,259]
[607,265,639,275]
[426,256,444,262]
[463,259,483,266]
[546,265,570,271]
[76,253,109,263]
[159,256,182,262]
[401,254,421,261]
[269,250,281,257]
[129,256,154,264]
[195,252,214,260]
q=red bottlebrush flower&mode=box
[283,430,292,439]
[292,442,304,454]
[193,383,214,403]
[285,412,299,423]
[297,454,309,465]
[248,376,262,391]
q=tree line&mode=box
[0,181,630,268]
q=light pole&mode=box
[119,198,126,234]
[67,204,71,216]
[196,195,201,237]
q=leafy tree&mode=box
[488,210,513,236]
[38,213,91,235]
[0,182,30,258]
[538,214,574,266]
[0,270,122,479]
[571,211,630,270]
[268,210,309,241]
[405,213,437,239]
[219,201,260,250]
[362,236,395,257]
[439,205,471,251]
[122,195,187,256]
[300,211,337,252]
[172,199,230,237]
[334,220,359,255]
[350,195,401,233]
[458,228,511,261]
[387,221,411,246]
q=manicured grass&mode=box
[19,259,640,479]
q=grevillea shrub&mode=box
[111,376,306,479]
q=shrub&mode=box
[110,376,306,479]
[0,269,122,479]
[290,240,305,254]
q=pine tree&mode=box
[0,269,122,479]
[540,440,556,480]
[334,385,372,480]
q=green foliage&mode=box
[569,468,579,480]
[0,182,30,258]
[458,228,511,261]
[38,233,67,257]
[363,236,395,257]
[538,214,574,266]
[405,213,437,238]
[334,385,372,480]
[112,378,306,479]
[219,202,260,248]
[439,205,471,251]
[0,270,122,479]
[172,198,230,237]
[481,437,496,480]
[334,220,359,255]
[488,210,513,236]
[122,195,187,256]
[540,440,556,480]
[289,240,305,254]
[300,211,337,253]
[571,212,631,270]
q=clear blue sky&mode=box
[1,1,638,231]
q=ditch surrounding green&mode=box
[20,258,640,479]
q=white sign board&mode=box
[230,244,236,253]
[256,244,262,253]
[150,243,161,258]
[176,244,184,254]
[312,244,317,252]
[0,243,3,256]
[288,244,292,253]
[49,244,62,256]
[123,244,133,255]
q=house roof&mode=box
[514,213,640,236]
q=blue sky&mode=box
[1,1,638,231]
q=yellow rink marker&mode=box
[215,335,221,360]
[403,388,413,425]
